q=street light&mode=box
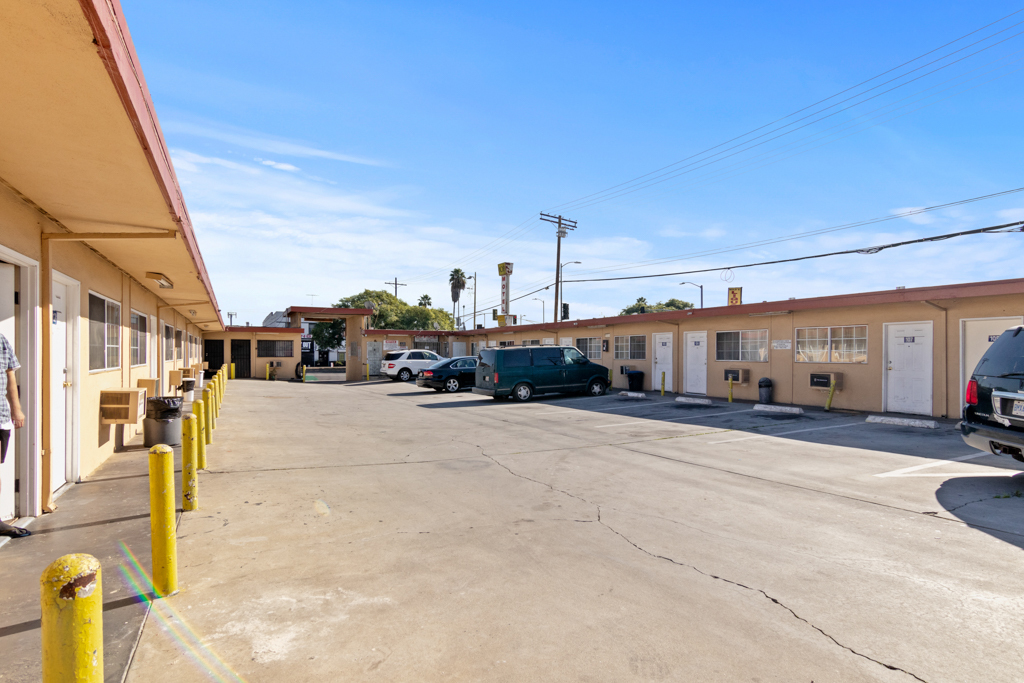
[680,281,703,309]
[559,261,581,321]
[532,298,545,323]
[466,273,477,329]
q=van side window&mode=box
[532,348,564,366]
[563,348,585,364]
[503,349,531,367]
[407,351,425,360]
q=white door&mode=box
[50,281,69,493]
[886,322,933,416]
[653,333,673,393]
[962,317,1023,411]
[684,331,707,395]
[0,263,15,519]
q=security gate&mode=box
[231,339,252,378]
[204,339,224,376]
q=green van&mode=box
[472,346,609,401]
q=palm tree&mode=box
[449,268,467,320]
[418,294,432,307]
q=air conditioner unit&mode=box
[809,372,843,391]
[724,369,749,384]
[620,365,633,375]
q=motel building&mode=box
[354,278,1024,420]
[0,2,291,523]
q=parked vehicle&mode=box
[962,326,1024,462]
[472,345,608,401]
[381,349,447,381]
[416,357,478,392]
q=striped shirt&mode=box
[0,333,20,428]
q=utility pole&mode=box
[226,312,237,326]
[384,277,406,298]
[472,271,477,329]
[540,213,577,323]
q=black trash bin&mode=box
[144,397,183,447]
[627,370,645,392]
[758,377,773,404]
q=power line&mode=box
[562,221,1024,284]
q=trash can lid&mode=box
[758,377,773,387]
[147,396,183,409]
[627,370,644,375]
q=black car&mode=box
[416,357,478,392]
[962,326,1024,462]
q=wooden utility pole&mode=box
[384,278,406,298]
[540,213,576,323]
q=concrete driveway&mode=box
[126,380,1024,682]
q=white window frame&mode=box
[88,291,121,373]
[129,309,148,367]
[575,337,602,359]
[715,329,768,362]
[614,335,646,360]
[795,325,868,364]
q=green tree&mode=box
[418,294,432,307]
[449,268,467,319]
[310,319,345,351]
[333,289,455,331]
[620,296,693,315]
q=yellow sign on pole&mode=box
[727,287,742,306]
[497,314,507,327]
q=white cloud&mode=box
[164,120,385,166]
[259,159,300,172]
[997,207,1024,222]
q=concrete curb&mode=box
[866,415,938,429]
[676,396,713,405]
[618,391,647,399]
[753,404,804,414]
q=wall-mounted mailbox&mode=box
[810,372,843,390]
[99,388,146,425]
[724,369,750,384]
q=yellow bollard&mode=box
[265,363,270,380]
[203,386,215,439]
[211,378,220,419]
[728,377,734,403]
[41,553,103,683]
[365,363,369,381]
[302,365,307,383]
[825,379,837,412]
[193,398,207,468]
[230,363,235,380]
[182,414,198,511]
[148,445,178,597]
[661,371,665,397]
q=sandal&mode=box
[0,523,31,538]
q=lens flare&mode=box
[119,541,247,683]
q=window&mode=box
[532,347,563,366]
[164,324,174,361]
[502,348,531,367]
[130,311,147,366]
[796,326,867,363]
[498,340,515,347]
[407,351,425,360]
[523,339,541,346]
[89,293,120,371]
[716,330,768,362]
[563,348,586,364]
[614,335,646,360]
[575,337,601,359]
[257,340,294,357]
[452,359,476,369]
[175,330,183,360]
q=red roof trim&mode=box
[77,0,222,327]
[362,329,449,336]
[283,307,374,316]
[223,327,302,334]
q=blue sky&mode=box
[127,1,1024,326]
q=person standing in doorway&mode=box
[0,332,29,538]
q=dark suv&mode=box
[473,345,609,401]
[962,326,1024,462]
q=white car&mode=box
[381,349,447,381]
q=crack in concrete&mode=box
[484,450,928,683]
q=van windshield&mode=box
[479,349,496,369]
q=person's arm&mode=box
[6,369,23,428]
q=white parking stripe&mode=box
[596,409,755,428]
[709,421,864,444]
[533,403,682,416]
[874,452,989,478]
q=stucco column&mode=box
[345,315,367,382]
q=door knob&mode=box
[62,381,72,388]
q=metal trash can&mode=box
[758,377,773,404]
[143,397,183,447]
[181,378,196,404]
[627,370,645,392]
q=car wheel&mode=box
[512,382,533,402]
[445,378,460,392]
[398,368,412,382]
[587,379,607,397]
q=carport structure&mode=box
[283,307,373,381]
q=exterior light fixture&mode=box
[188,309,197,316]
[146,272,173,289]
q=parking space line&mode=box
[534,403,682,416]
[709,421,864,444]
[596,409,755,428]
[874,452,991,478]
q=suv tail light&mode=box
[494,372,499,383]
[388,363,395,369]
[966,379,978,405]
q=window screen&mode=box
[175,330,183,360]
[796,326,867,363]
[575,337,601,359]
[130,311,147,366]
[89,294,120,371]
[164,325,174,361]
[716,330,768,362]
[257,340,294,357]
